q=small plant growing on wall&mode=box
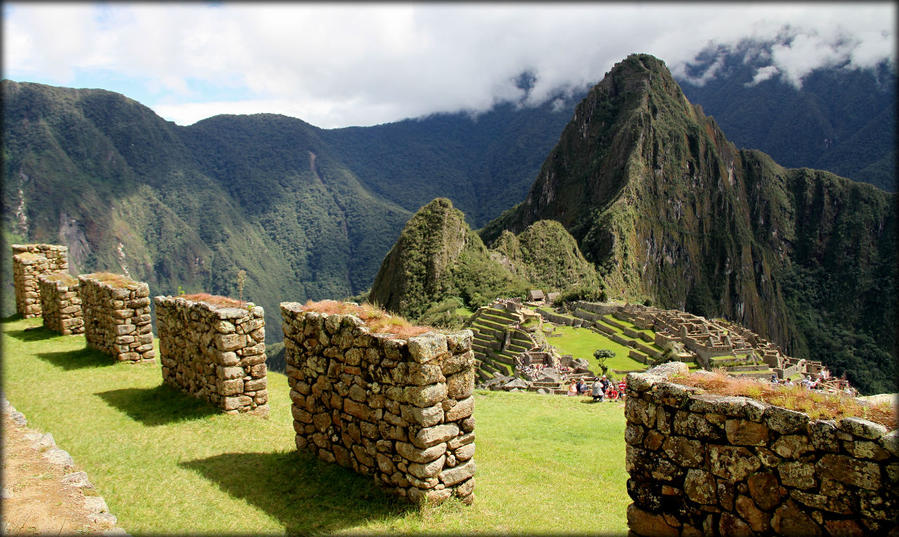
[236,269,247,301]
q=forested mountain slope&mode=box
[482,54,896,394]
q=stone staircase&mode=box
[465,303,539,382]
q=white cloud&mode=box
[3,2,895,128]
[745,65,780,87]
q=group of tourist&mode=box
[769,370,856,396]
[567,375,626,402]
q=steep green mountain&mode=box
[489,219,600,292]
[1,80,411,343]
[678,41,896,192]
[368,199,600,321]
[368,198,530,320]
[483,54,896,394]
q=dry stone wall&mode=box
[38,273,84,335]
[79,273,154,363]
[280,302,476,505]
[624,362,898,537]
[155,295,268,414]
[12,244,69,318]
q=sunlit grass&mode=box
[549,325,647,375]
[2,316,630,534]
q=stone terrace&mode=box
[155,294,267,414]
[281,302,476,505]
[79,273,154,363]
[38,272,83,335]
[624,363,897,536]
[12,244,69,318]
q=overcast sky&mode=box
[3,3,895,129]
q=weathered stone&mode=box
[725,419,770,446]
[772,434,812,459]
[674,411,723,440]
[838,417,888,440]
[626,397,657,428]
[412,423,460,448]
[446,369,475,399]
[454,442,475,461]
[344,399,375,422]
[778,461,816,489]
[396,441,447,463]
[661,435,704,467]
[684,469,717,505]
[842,439,891,461]
[393,362,444,385]
[407,333,447,363]
[822,519,864,537]
[441,349,474,375]
[408,455,446,479]
[708,445,760,480]
[448,432,474,450]
[816,454,881,490]
[790,489,853,515]
[625,423,645,446]
[438,459,475,486]
[404,383,448,408]
[718,512,753,537]
[771,500,823,537]
[807,420,840,452]
[626,504,679,537]
[444,396,474,421]
[400,403,444,427]
[643,429,664,451]
[764,406,809,434]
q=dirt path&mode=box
[2,400,126,535]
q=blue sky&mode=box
[3,3,895,128]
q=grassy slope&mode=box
[549,325,647,374]
[2,316,629,534]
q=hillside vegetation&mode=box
[2,316,629,534]
[481,54,896,394]
[368,198,598,322]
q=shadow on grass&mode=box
[180,450,411,534]
[2,313,23,322]
[95,384,218,426]
[36,347,113,370]
[5,325,57,342]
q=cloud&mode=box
[3,3,895,128]
[745,65,780,87]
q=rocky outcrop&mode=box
[280,303,476,505]
[155,294,268,414]
[12,244,69,318]
[38,273,83,335]
[624,362,898,536]
[79,273,154,363]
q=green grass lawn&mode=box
[2,316,630,534]
[548,325,647,375]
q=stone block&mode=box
[438,459,475,486]
[412,423,460,449]
[407,333,447,363]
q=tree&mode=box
[593,349,615,375]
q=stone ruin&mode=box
[624,362,897,536]
[280,302,476,505]
[12,244,69,318]
[155,294,268,415]
[38,272,84,335]
[79,273,154,363]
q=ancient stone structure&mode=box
[38,273,84,335]
[624,362,898,537]
[79,273,154,363]
[281,302,476,505]
[155,294,268,414]
[12,244,69,318]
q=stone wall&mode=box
[79,273,154,363]
[155,294,268,414]
[12,244,69,318]
[624,363,898,537]
[280,302,476,505]
[38,273,83,335]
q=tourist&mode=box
[591,379,604,402]
[576,379,587,394]
[567,380,578,396]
